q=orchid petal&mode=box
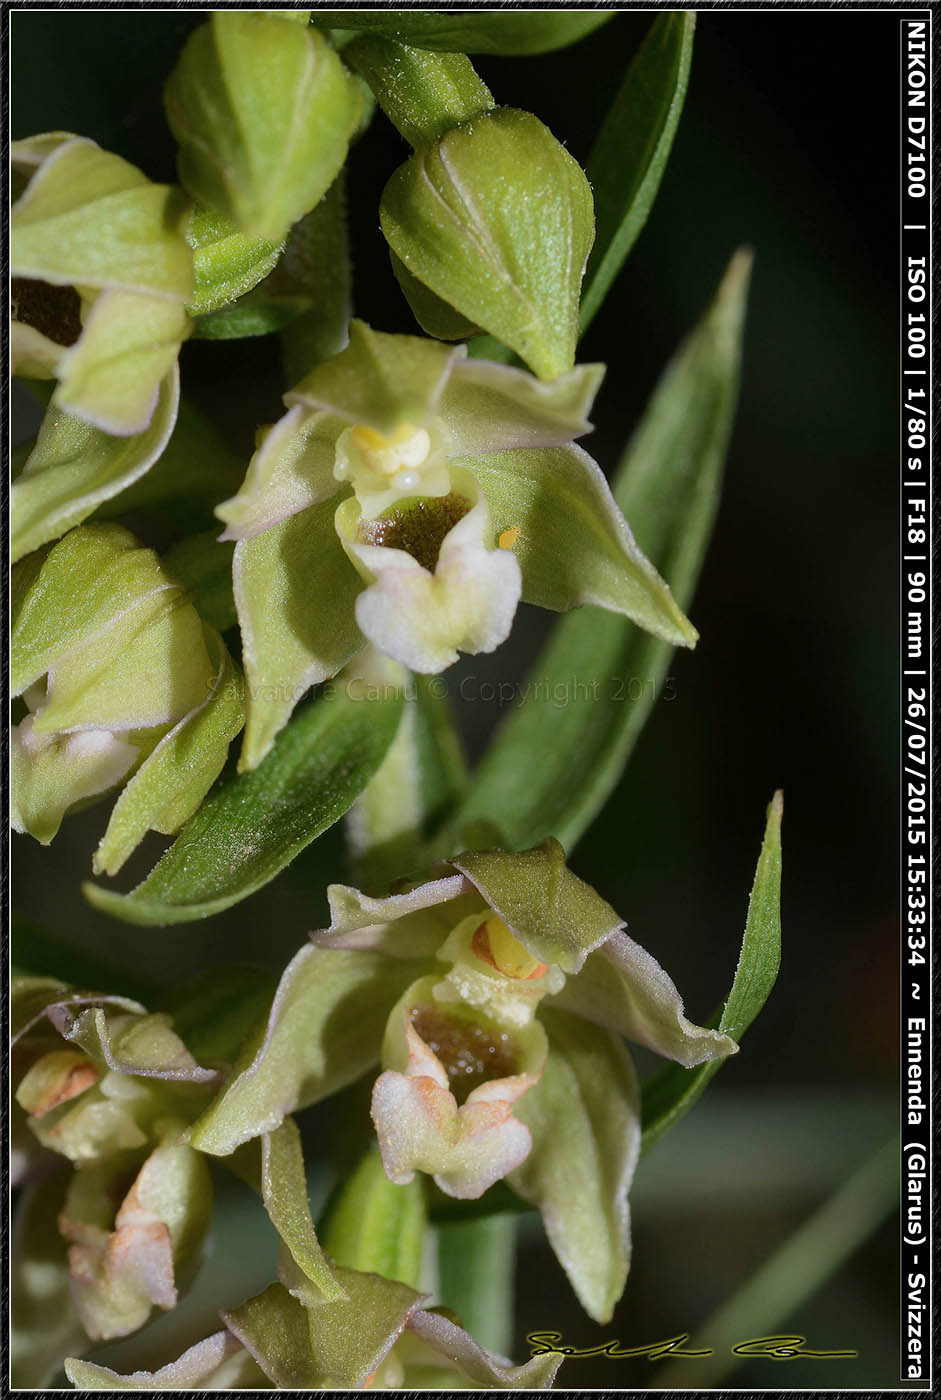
[233,500,363,770]
[285,318,459,433]
[467,441,698,646]
[453,838,622,973]
[217,404,344,540]
[551,927,738,1067]
[509,1008,641,1324]
[314,872,476,958]
[339,475,520,673]
[439,358,603,455]
[187,944,420,1156]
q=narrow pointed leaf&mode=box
[186,205,283,316]
[581,12,695,332]
[451,250,751,852]
[312,11,614,56]
[82,679,405,925]
[12,368,179,563]
[640,791,783,1153]
[508,1008,641,1325]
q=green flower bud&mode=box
[11,134,192,436]
[380,109,594,380]
[164,12,362,244]
[10,524,244,864]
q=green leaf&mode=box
[381,109,594,381]
[11,368,179,563]
[321,1148,427,1288]
[313,11,615,55]
[468,442,696,646]
[580,12,695,332]
[345,37,494,147]
[92,627,245,876]
[261,1118,346,1301]
[298,1267,422,1386]
[187,943,419,1156]
[509,1008,641,1324]
[164,12,362,244]
[162,532,236,633]
[451,249,752,852]
[83,676,405,925]
[640,791,783,1153]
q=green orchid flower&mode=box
[11,524,244,871]
[217,320,696,769]
[187,840,734,1322]
[11,976,218,1345]
[11,133,192,437]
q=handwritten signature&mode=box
[526,1332,858,1362]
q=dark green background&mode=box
[12,9,901,1389]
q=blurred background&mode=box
[12,9,903,1389]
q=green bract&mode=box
[164,11,362,244]
[11,133,192,436]
[217,321,695,770]
[11,976,217,1345]
[10,524,244,863]
[381,109,594,379]
[185,840,734,1322]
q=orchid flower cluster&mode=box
[10,10,782,1393]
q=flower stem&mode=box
[436,1213,517,1357]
